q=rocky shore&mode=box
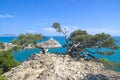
[4,53,120,80]
[0,42,16,51]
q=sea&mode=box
[0,36,120,63]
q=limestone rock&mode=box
[36,37,62,49]
[4,53,120,80]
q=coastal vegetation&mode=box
[0,50,20,74]
[70,29,119,56]
[101,58,120,71]
[0,50,20,79]
[52,22,69,51]
[0,23,120,79]
[0,75,6,80]
[52,22,119,56]
[0,42,5,50]
[12,33,44,51]
[52,22,120,71]
[70,30,120,71]
[70,30,120,70]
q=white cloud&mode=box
[53,26,120,36]
[25,30,37,33]
[43,26,78,33]
[43,27,55,32]
[41,27,120,36]
[0,14,13,18]
[42,26,78,36]
[42,27,62,36]
[63,26,78,33]
[81,28,120,36]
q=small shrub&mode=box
[0,75,7,80]
[101,58,120,71]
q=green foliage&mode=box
[52,22,62,33]
[12,45,22,51]
[12,33,44,50]
[101,58,120,71]
[70,30,120,71]
[0,50,20,73]
[0,68,3,75]
[93,33,119,50]
[70,29,119,55]
[12,39,19,45]
[0,42,5,49]
[52,22,69,51]
[0,75,7,80]
[71,30,93,49]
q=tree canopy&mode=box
[12,33,44,50]
[52,22,69,51]
[0,50,20,74]
[0,42,5,49]
[70,29,119,56]
[52,22,62,33]
[12,33,44,45]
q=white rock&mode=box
[3,53,120,80]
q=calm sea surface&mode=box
[0,36,120,63]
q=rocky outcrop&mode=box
[4,53,120,80]
[23,44,34,49]
[0,42,16,51]
[36,37,62,49]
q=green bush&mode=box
[0,75,7,80]
[101,58,120,71]
[12,46,22,51]
[0,42,5,49]
[0,50,20,73]
[12,33,44,46]
[0,68,3,75]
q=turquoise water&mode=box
[0,36,67,62]
[94,37,120,62]
[0,37,17,42]
[0,36,120,63]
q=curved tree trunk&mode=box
[66,42,80,57]
[35,45,46,54]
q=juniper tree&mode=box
[52,22,69,51]
[12,33,44,51]
[70,29,119,57]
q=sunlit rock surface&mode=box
[4,53,120,80]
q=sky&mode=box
[0,0,120,36]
